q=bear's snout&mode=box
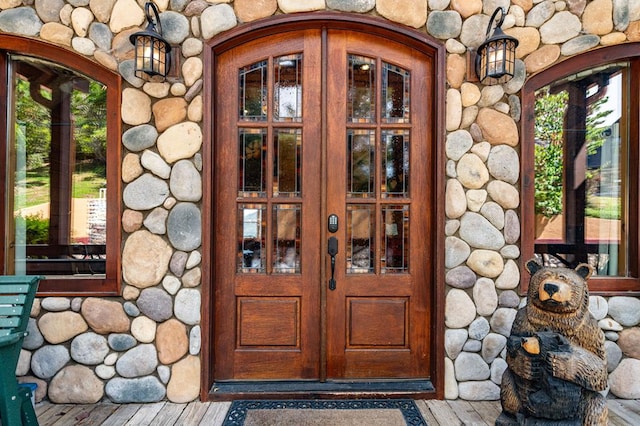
[538,278,572,303]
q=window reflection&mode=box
[533,63,627,276]
[382,62,410,123]
[348,55,375,123]
[239,60,267,120]
[238,204,266,272]
[347,205,375,273]
[347,130,375,197]
[274,54,302,122]
[273,204,301,273]
[10,56,107,276]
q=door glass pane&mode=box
[273,129,301,197]
[239,60,267,120]
[273,204,301,273]
[348,55,375,123]
[239,128,266,196]
[274,54,302,122]
[382,205,409,273]
[347,129,375,197]
[238,204,266,272]
[382,130,409,197]
[533,63,628,276]
[347,205,375,273]
[382,62,410,123]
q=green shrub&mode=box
[16,213,49,244]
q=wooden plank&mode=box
[124,402,166,426]
[425,400,462,426]
[608,399,640,425]
[38,404,74,426]
[49,405,97,426]
[73,404,119,425]
[36,401,56,417]
[468,401,501,424]
[447,400,489,426]
[101,404,141,425]
[414,400,442,425]
[175,401,213,424]
[198,401,232,426]
[617,398,640,416]
[152,402,187,426]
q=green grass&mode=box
[586,196,621,220]
[18,160,105,208]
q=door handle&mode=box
[328,236,338,290]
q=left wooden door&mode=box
[214,30,323,380]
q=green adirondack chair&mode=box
[0,276,41,426]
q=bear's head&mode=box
[525,259,593,315]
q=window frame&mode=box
[521,43,640,294]
[0,34,121,296]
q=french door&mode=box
[213,28,434,382]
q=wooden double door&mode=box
[213,28,434,382]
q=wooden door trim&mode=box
[202,14,446,400]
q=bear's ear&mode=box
[575,263,593,280]
[526,259,542,275]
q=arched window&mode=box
[0,35,121,295]
[522,44,640,293]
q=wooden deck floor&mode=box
[35,398,640,425]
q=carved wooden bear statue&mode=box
[496,259,608,425]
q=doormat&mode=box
[222,399,427,425]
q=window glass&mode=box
[533,63,628,277]
[8,56,108,277]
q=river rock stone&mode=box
[481,333,507,363]
[141,150,171,179]
[466,190,487,212]
[460,212,505,250]
[166,355,200,403]
[455,352,490,381]
[618,327,640,359]
[31,345,70,379]
[49,365,104,404]
[131,316,157,344]
[123,173,170,210]
[445,236,471,269]
[446,88,462,131]
[610,358,640,398]
[81,298,130,334]
[445,357,458,399]
[495,259,520,290]
[168,203,202,251]
[469,317,491,340]
[476,108,518,147]
[503,210,520,244]
[175,288,201,325]
[116,344,158,378]
[144,207,168,235]
[473,278,498,316]
[39,312,88,344]
[0,7,42,36]
[490,308,518,336]
[157,122,202,164]
[157,319,188,364]
[446,265,476,289]
[445,289,476,328]
[456,153,489,189]
[588,295,609,320]
[200,3,236,39]
[446,130,473,161]
[445,179,467,219]
[71,332,109,365]
[122,124,158,152]
[428,10,462,39]
[487,145,519,184]
[606,340,623,373]
[540,11,582,44]
[23,318,44,350]
[122,230,172,289]
[445,328,468,360]
[170,160,202,202]
[467,250,504,278]
[137,287,173,322]
[487,181,519,209]
[108,334,137,352]
[105,376,166,403]
[608,296,640,326]
[499,290,521,308]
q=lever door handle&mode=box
[328,237,338,290]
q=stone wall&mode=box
[2,0,640,403]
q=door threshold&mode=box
[209,380,435,401]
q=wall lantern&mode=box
[129,1,171,79]
[475,7,518,85]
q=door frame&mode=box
[201,12,446,400]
